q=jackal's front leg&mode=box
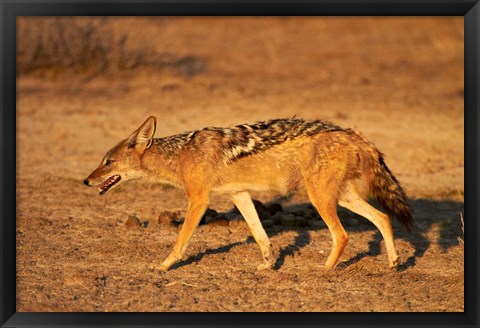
[230,191,274,270]
[150,198,208,272]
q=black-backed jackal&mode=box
[84,116,413,271]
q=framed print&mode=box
[1,1,478,327]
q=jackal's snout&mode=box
[83,179,91,186]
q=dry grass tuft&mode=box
[17,17,207,77]
[457,213,464,247]
[457,189,464,247]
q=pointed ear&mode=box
[127,116,157,153]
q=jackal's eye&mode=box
[105,159,115,166]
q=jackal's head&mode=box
[84,116,157,195]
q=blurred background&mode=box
[16,16,464,199]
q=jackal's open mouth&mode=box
[98,175,121,195]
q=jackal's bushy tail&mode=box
[361,146,414,231]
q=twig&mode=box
[458,213,464,246]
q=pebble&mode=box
[158,210,183,226]
[125,215,141,228]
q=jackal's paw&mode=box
[257,261,274,271]
[389,258,399,269]
[148,263,169,273]
[323,263,336,271]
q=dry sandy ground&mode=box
[16,17,464,312]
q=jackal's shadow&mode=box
[171,198,463,271]
[172,229,311,271]
[274,198,462,270]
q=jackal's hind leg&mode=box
[304,176,348,270]
[339,183,400,268]
[150,198,208,272]
[230,191,274,270]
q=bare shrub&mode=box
[19,17,120,74]
[16,17,207,77]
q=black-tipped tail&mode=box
[370,155,413,231]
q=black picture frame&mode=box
[1,1,478,327]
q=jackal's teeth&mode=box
[98,175,121,195]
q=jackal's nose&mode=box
[83,179,90,186]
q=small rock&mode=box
[267,203,283,216]
[158,211,183,226]
[125,215,141,228]
[94,275,108,287]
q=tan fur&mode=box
[84,116,413,271]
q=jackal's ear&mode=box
[127,116,157,153]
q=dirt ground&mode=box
[16,17,464,312]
